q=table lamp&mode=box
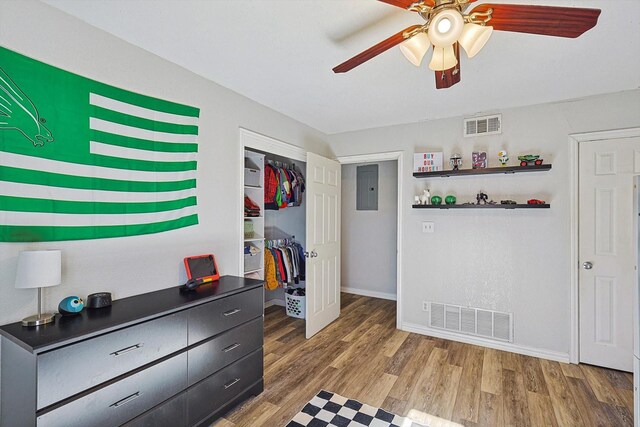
[15,250,61,327]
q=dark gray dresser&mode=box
[0,276,264,427]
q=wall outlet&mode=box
[422,222,434,233]
[422,301,429,312]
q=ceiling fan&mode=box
[332,0,601,89]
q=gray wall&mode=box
[0,0,332,413]
[329,89,640,358]
[341,161,398,298]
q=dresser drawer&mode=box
[188,287,262,345]
[187,349,263,426]
[122,391,187,427]
[37,352,187,427]
[37,312,187,409]
[188,317,263,386]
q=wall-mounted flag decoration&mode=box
[0,47,200,242]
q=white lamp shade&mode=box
[459,23,493,58]
[399,32,431,66]
[427,9,464,48]
[15,250,61,289]
[428,45,458,71]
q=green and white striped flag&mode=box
[0,46,199,242]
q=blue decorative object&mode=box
[58,296,84,315]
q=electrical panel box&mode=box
[356,164,378,211]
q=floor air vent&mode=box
[464,114,502,137]
[428,302,513,342]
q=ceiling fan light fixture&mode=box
[427,9,464,48]
[428,44,458,71]
[399,32,431,66]
[459,23,493,58]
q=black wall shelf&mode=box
[412,204,550,209]
[413,164,552,178]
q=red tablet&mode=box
[184,254,220,282]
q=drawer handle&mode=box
[110,343,144,357]
[223,343,241,352]
[110,392,140,408]
[224,378,240,389]
[223,308,241,316]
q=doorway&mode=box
[338,152,403,328]
[341,160,398,301]
[570,128,640,371]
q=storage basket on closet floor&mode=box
[285,293,305,319]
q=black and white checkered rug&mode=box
[286,390,406,427]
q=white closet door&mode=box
[305,152,341,339]
[579,137,639,372]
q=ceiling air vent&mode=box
[428,301,513,343]
[464,114,502,137]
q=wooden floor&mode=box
[213,294,635,426]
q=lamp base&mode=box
[21,313,56,327]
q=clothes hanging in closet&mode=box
[264,239,306,289]
[264,162,305,210]
[264,249,278,291]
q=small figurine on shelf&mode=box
[414,195,420,205]
[498,150,509,166]
[518,155,543,166]
[445,195,457,205]
[449,153,463,171]
[476,191,489,204]
[527,198,546,205]
[431,195,443,205]
[500,199,517,204]
[420,189,431,205]
[472,151,487,169]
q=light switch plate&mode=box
[422,222,434,233]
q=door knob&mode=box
[582,261,593,270]
[311,250,318,258]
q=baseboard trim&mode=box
[401,322,570,363]
[341,287,396,301]
[264,299,285,308]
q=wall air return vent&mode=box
[428,302,513,342]
[464,114,502,137]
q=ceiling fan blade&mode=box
[435,44,461,89]
[333,25,422,73]
[377,0,434,10]
[470,4,601,38]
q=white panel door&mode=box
[579,137,640,372]
[305,152,341,339]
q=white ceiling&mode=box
[43,0,640,135]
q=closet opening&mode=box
[243,148,307,319]
[240,128,342,339]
